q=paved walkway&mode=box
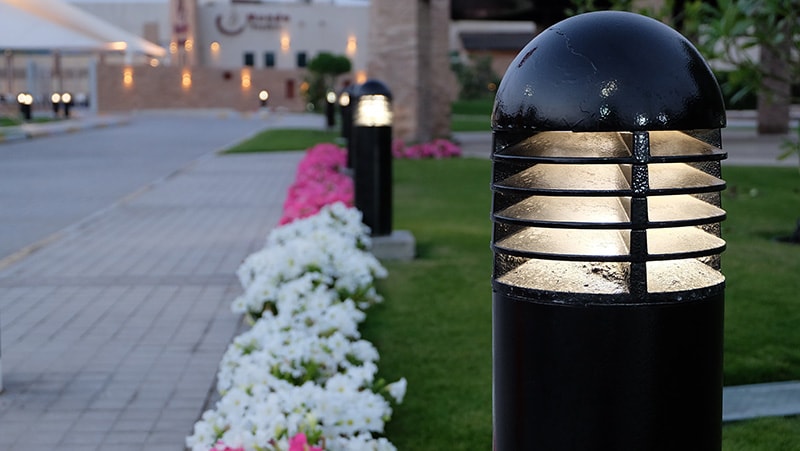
[0,112,798,451]
[0,112,304,450]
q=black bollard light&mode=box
[16,92,33,121]
[325,90,336,130]
[50,93,61,116]
[61,92,73,118]
[491,11,727,451]
[353,79,393,237]
[258,89,269,108]
[338,85,355,167]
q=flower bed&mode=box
[187,143,405,451]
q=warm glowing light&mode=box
[182,70,192,89]
[61,92,72,104]
[123,67,134,87]
[488,82,497,91]
[210,41,220,53]
[17,93,32,105]
[241,69,251,89]
[170,42,178,54]
[184,39,194,52]
[258,90,269,101]
[299,81,309,93]
[354,95,392,126]
[346,35,357,56]
[339,92,350,107]
[280,34,291,52]
[356,71,367,84]
[51,93,61,103]
[326,91,337,103]
[109,41,128,51]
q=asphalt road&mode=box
[0,112,319,263]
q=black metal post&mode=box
[325,91,336,130]
[491,11,727,450]
[17,93,32,121]
[62,93,72,118]
[353,79,393,236]
[51,93,61,116]
[338,85,354,167]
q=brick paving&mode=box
[0,150,303,451]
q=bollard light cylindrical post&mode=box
[258,90,269,109]
[353,79,393,237]
[325,90,336,130]
[17,92,33,121]
[51,92,61,116]
[338,85,355,166]
[491,11,727,451]
[61,92,73,118]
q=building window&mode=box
[264,52,276,68]
[243,52,255,67]
[296,52,307,68]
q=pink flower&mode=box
[289,432,323,451]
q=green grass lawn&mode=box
[224,128,340,153]
[362,158,800,450]
[451,98,493,132]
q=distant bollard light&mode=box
[51,93,61,116]
[491,11,727,451]
[325,90,336,129]
[338,85,356,167]
[353,79,393,236]
[258,90,269,108]
[17,92,33,121]
[61,92,73,118]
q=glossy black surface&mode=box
[492,11,726,132]
[355,78,393,100]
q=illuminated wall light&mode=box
[184,39,194,52]
[170,42,178,54]
[181,70,192,89]
[299,81,309,93]
[149,59,160,68]
[241,69,252,89]
[210,41,220,53]
[280,34,291,52]
[356,71,367,84]
[123,67,134,87]
[346,35,357,56]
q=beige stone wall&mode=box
[368,0,454,142]
[96,64,310,112]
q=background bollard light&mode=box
[491,11,727,451]
[338,85,355,167]
[258,89,269,108]
[325,90,337,130]
[16,92,33,121]
[51,93,61,116]
[61,92,73,118]
[353,79,393,237]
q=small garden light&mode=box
[258,90,269,108]
[325,90,336,129]
[16,92,33,121]
[61,92,73,118]
[51,92,61,116]
[491,11,727,450]
[338,85,355,167]
[353,79,393,236]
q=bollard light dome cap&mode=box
[356,79,392,100]
[492,11,726,132]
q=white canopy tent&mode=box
[0,0,166,56]
[1,0,166,108]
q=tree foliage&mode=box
[451,55,501,100]
[304,52,352,112]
